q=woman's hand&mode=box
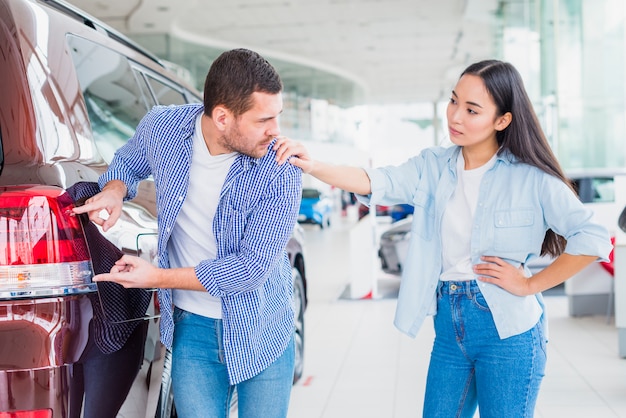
[273,136,314,173]
[474,256,533,296]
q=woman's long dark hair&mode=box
[461,60,568,257]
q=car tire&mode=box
[156,349,177,418]
[292,267,306,384]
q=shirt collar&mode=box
[181,104,205,139]
[447,145,517,171]
[496,147,517,165]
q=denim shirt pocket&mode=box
[412,189,435,240]
[493,209,534,252]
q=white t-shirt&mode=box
[440,151,496,281]
[168,114,237,318]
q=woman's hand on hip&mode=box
[474,256,533,296]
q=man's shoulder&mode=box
[258,143,302,178]
[147,103,203,121]
[139,103,203,137]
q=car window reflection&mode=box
[67,35,149,163]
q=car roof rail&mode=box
[39,0,164,67]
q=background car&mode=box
[298,187,333,228]
[378,217,412,275]
[0,1,307,417]
[358,203,391,220]
[389,204,414,223]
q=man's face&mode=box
[219,92,283,159]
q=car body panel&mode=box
[0,295,91,415]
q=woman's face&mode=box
[446,74,509,151]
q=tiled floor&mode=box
[118,210,626,417]
[286,212,626,418]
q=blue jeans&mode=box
[171,307,295,418]
[424,281,547,418]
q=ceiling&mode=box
[66,0,501,105]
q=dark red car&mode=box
[0,1,307,416]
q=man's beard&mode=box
[219,122,272,159]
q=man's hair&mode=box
[203,48,283,117]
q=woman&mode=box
[274,60,612,417]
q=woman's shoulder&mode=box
[411,145,458,165]
[422,144,458,157]
[498,158,570,192]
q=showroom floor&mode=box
[284,210,626,418]
[119,208,626,418]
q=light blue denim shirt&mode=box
[362,145,612,339]
[99,103,302,384]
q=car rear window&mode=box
[66,35,191,164]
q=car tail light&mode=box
[0,185,95,299]
[0,410,52,418]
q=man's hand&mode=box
[273,136,314,173]
[474,256,533,296]
[72,180,126,231]
[94,254,160,288]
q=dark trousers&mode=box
[70,319,148,418]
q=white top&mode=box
[440,151,496,281]
[169,114,237,318]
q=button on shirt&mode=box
[361,145,612,339]
[99,103,303,384]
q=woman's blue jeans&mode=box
[424,281,547,418]
[171,307,295,418]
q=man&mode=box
[74,48,302,418]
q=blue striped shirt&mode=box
[99,103,302,384]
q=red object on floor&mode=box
[600,236,615,276]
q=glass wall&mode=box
[500,0,626,171]
[131,4,626,170]
[131,34,366,144]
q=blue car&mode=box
[298,188,333,228]
[390,204,414,222]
